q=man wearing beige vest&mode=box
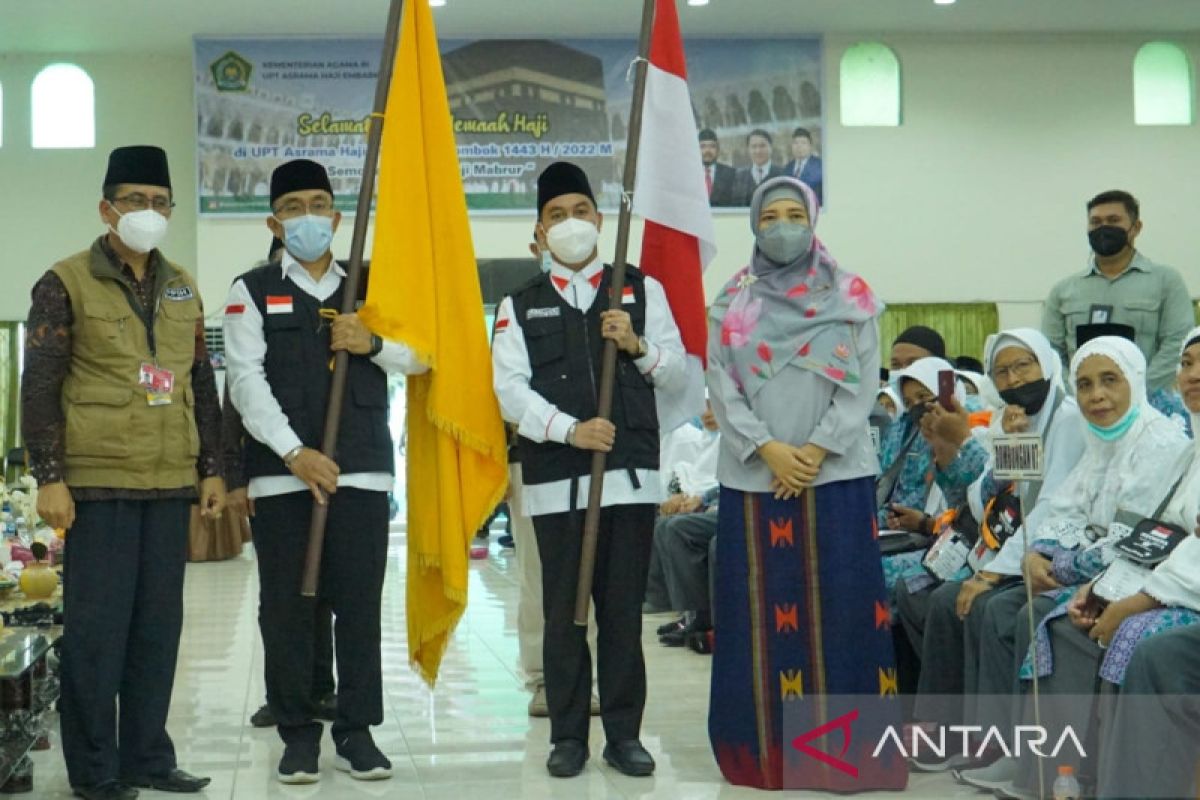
[21,146,224,800]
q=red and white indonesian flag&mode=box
[634,0,717,434]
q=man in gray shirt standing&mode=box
[1042,190,1193,407]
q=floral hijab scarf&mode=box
[710,177,883,400]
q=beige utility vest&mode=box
[51,240,203,490]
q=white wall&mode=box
[0,53,196,319]
[3,34,1198,330]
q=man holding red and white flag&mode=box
[634,0,717,434]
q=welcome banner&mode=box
[194,36,822,215]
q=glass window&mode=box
[31,63,95,148]
[840,42,901,127]
[1134,42,1193,126]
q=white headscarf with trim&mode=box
[1033,336,1190,550]
[1142,326,1200,609]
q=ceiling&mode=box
[3,0,1199,54]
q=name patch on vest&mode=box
[266,295,294,314]
[163,286,194,301]
[526,307,562,320]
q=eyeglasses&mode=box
[273,198,335,219]
[111,193,175,213]
[992,356,1039,383]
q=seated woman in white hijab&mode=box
[878,356,986,592]
[999,329,1200,800]
[893,329,1087,771]
[957,335,1191,795]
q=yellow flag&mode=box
[359,0,508,687]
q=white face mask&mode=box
[540,250,553,273]
[109,205,169,254]
[545,217,599,265]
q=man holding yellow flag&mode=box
[224,159,427,784]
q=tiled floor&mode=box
[30,530,978,798]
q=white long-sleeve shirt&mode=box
[492,257,687,517]
[223,252,427,499]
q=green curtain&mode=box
[0,322,20,462]
[879,303,999,363]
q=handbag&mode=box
[1092,469,1190,603]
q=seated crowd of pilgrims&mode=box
[647,319,1200,800]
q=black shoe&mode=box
[250,703,275,727]
[660,620,710,648]
[656,616,686,637]
[686,629,714,654]
[73,782,138,800]
[314,693,337,722]
[498,534,515,549]
[546,739,588,778]
[334,731,392,780]
[125,769,210,793]
[277,744,320,784]
[603,740,655,777]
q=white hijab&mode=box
[1034,336,1191,549]
[891,356,966,411]
[876,386,902,422]
[957,370,1002,410]
[983,327,1067,440]
[1143,326,1200,610]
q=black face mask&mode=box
[906,402,932,427]
[999,378,1052,415]
[1089,225,1129,258]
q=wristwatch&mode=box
[368,334,384,357]
[283,446,305,468]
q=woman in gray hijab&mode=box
[706,177,907,792]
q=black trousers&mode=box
[260,596,335,700]
[252,488,388,748]
[311,599,335,698]
[534,503,655,745]
[59,498,190,788]
[657,510,718,614]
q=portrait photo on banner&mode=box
[194,36,824,216]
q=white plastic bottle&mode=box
[1052,765,1081,800]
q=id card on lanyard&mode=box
[139,362,175,406]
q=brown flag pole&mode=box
[574,0,658,625]
[300,0,406,597]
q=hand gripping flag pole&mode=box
[573,0,657,625]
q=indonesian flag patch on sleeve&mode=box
[224,303,245,315]
[622,286,636,304]
[266,295,294,315]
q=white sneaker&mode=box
[954,756,1016,790]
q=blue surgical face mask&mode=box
[1087,403,1140,442]
[279,214,334,262]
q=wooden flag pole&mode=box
[300,0,406,597]
[573,0,657,625]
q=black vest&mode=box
[511,265,659,487]
[238,264,394,480]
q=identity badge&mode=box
[1089,304,1113,324]
[139,362,175,406]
